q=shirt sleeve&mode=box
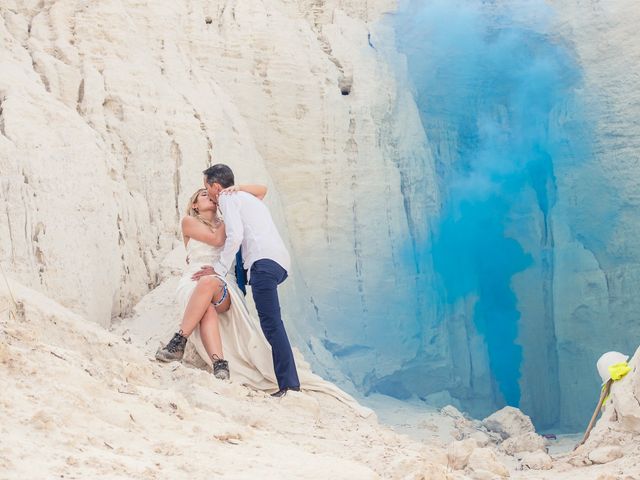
[214,195,244,277]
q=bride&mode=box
[155,185,372,416]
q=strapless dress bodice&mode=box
[184,239,223,274]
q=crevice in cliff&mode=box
[216,0,237,29]
[339,77,352,96]
[168,135,183,225]
[316,33,353,96]
[118,138,132,183]
[179,94,214,166]
[76,78,85,114]
[25,9,52,93]
[0,96,9,141]
[345,114,367,316]
[192,110,214,165]
[2,189,16,264]
[29,52,51,93]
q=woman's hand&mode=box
[220,184,267,200]
[220,185,241,195]
[191,265,217,281]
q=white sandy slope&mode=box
[0,278,456,480]
[4,273,640,479]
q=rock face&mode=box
[542,0,640,430]
[2,0,640,433]
[386,0,640,431]
[0,0,436,387]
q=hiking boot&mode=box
[155,331,187,362]
[212,354,230,380]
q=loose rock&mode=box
[469,431,491,447]
[482,407,535,440]
[448,438,478,470]
[520,451,553,470]
[588,446,624,464]
[467,448,510,477]
[502,432,546,455]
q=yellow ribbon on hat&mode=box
[601,362,632,405]
[609,361,631,381]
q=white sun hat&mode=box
[597,351,629,384]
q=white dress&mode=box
[176,238,372,417]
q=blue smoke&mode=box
[394,1,587,408]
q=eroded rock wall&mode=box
[0,1,437,385]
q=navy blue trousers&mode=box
[250,259,300,390]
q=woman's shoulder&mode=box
[181,215,198,227]
[181,215,207,234]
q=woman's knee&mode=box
[197,275,221,290]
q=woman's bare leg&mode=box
[179,276,226,336]
[156,275,230,365]
[199,305,224,359]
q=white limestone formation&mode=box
[2,0,640,442]
[544,0,640,430]
[0,0,438,388]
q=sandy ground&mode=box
[2,277,639,479]
[0,280,452,480]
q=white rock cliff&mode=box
[0,0,437,386]
[2,0,640,434]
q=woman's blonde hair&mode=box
[185,188,221,230]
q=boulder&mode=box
[482,407,535,440]
[520,451,553,470]
[447,439,478,470]
[588,446,624,465]
[466,448,510,478]
[469,431,492,447]
[501,432,546,455]
[441,404,466,420]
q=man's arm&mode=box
[214,194,244,277]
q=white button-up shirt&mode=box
[213,191,291,280]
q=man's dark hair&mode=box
[203,164,235,188]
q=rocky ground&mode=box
[2,273,640,479]
[0,279,452,479]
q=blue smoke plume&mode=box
[393,0,587,409]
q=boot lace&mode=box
[166,331,186,353]
[212,354,228,370]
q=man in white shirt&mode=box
[200,164,300,397]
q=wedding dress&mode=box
[176,238,372,417]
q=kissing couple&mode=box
[155,164,371,413]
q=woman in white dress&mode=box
[155,185,265,378]
[156,186,372,416]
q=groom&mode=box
[198,164,300,397]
